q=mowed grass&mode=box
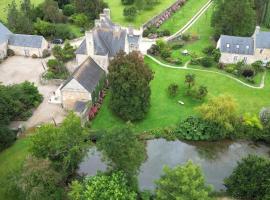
[91,56,270,132]
[159,0,210,34]
[0,138,30,200]
[104,0,176,28]
[0,0,43,21]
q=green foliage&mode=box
[34,19,56,37]
[175,116,228,141]
[55,23,75,39]
[197,94,238,131]
[52,43,75,62]
[123,6,137,21]
[211,0,256,38]
[167,83,179,97]
[30,113,90,177]
[199,57,213,68]
[185,73,196,88]
[97,126,146,188]
[18,156,64,200]
[71,13,89,28]
[42,0,67,23]
[122,0,135,5]
[252,60,265,73]
[68,172,137,200]
[108,51,153,121]
[0,125,16,151]
[224,155,270,200]
[155,161,212,200]
[45,59,69,79]
[63,4,75,16]
[260,107,270,127]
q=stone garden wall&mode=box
[142,0,188,29]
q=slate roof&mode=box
[0,23,12,44]
[127,34,140,45]
[73,101,87,113]
[62,57,105,93]
[255,32,270,49]
[75,39,87,55]
[219,35,254,55]
[8,34,44,48]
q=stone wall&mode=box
[143,0,187,30]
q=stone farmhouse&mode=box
[217,26,270,64]
[50,9,142,114]
[0,23,48,59]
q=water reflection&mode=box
[79,139,270,191]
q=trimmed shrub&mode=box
[200,57,213,67]
[167,83,179,97]
[63,4,75,16]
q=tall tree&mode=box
[155,161,212,200]
[108,51,153,121]
[211,0,256,38]
[97,127,146,189]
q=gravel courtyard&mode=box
[0,56,67,128]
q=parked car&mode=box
[52,39,64,44]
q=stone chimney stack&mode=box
[103,8,111,19]
[95,19,101,27]
[99,13,106,21]
[85,31,94,56]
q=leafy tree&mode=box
[211,0,256,38]
[68,172,137,200]
[185,73,195,88]
[63,4,75,16]
[52,43,75,62]
[42,0,67,23]
[30,113,90,177]
[97,127,146,188]
[224,155,270,200]
[196,85,208,100]
[167,83,179,97]
[71,13,89,28]
[197,94,238,131]
[18,156,64,200]
[155,161,212,200]
[74,0,108,20]
[7,0,34,34]
[108,51,153,121]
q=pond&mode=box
[79,139,270,191]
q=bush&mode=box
[200,57,213,67]
[34,19,56,37]
[202,45,215,55]
[224,155,270,200]
[0,125,17,151]
[252,60,265,72]
[55,24,75,40]
[147,44,160,56]
[42,49,51,58]
[167,83,179,97]
[181,33,191,41]
[160,49,171,59]
[241,65,255,77]
[121,0,134,5]
[225,64,237,74]
[170,41,184,50]
[123,6,137,20]
[31,54,38,59]
[212,48,221,62]
[63,4,75,16]
[71,13,89,28]
[7,49,15,56]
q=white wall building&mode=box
[217,26,270,65]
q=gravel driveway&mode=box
[0,56,67,128]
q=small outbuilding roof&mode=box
[8,34,45,48]
[219,35,254,55]
[255,32,270,49]
[0,23,12,44]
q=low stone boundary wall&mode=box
[142,0,188,30]
[39,72,65,86]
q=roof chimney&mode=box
[99,13,106,21]
[95,19,101,27]
[103,8,111,19]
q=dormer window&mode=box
[226,44,230,48]
[236,45,240,49]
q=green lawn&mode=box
[159,0,210,34]
[0,138,29,200]
[104,0,176,28]
[0,0,43,21]
[92,56,270,132]
[171,4,215,63]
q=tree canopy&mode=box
[108,51,153,121]
[211,0,256,38]
[155,161,212,200]
[68,172,137,200]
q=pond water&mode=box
[79,139,270,191]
